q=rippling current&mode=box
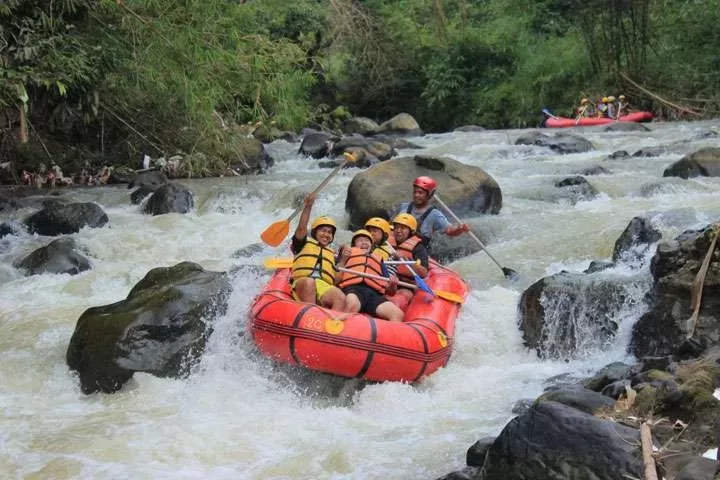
[2,121,720,479]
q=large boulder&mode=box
[298,132,339,159]
[142,182,194,215]
[478,401,644,480]
[515,131,594,154]
[345,155,502,230]
[663,147,720,178]
[24,202,108,236]
[341,117,380,136]
[375,113,422,136]
[518,271,648,360]
[66,262,230,394]
[631,225,720,358]
[612,216,662,263]
[14,237,91,276]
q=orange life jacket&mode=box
[394,235,422,284]
[338,247,386,293]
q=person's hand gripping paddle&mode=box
[260,152,357,247]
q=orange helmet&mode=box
[364,217,391,236]
[413,176,437,194]
[392,213,417,233]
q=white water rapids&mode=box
[2,121,720,479]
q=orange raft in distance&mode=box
[249,261,469,383]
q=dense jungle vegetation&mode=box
[1,0,719,178]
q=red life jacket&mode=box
[338,247,386,293]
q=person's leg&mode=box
[292,278,317,304]
[320,286,346,311]
[376,301,404,322]
[343,292,361,313]
[385,288,412,310]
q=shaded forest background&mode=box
[1,0,719,177]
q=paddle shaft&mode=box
[433,194,506,271]
[337,267,416,290]
[685,229,719,338]
[284,159,350,224]
[385,243,425,281]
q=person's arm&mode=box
[432,209,469,237]
[293,193,316,242]
[381,261,399,295]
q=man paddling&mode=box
[393,176,469,249]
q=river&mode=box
[1,120,720,479]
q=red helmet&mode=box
[413,176,437,194]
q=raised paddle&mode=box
[260,152,357,247]
[542,108,560,119]
[336,267,464,304]
[684,226,719,339]
[433,194,519,281]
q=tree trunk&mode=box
[19,105,28,144]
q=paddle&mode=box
[262,257,419,269]
[433,194,519,281]
[384,243,434,296]
[336,267,464,304]
[542,108,560,119]
[260,152,357,247]
[684,227,719,339]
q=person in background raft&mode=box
[394,176,469,249]
[384,213,429,310]
[576,98,595,118]
[337,229,403,322]
[616,94,628,118]
[291,193,346,310]
[606,95,617,119]
[595,97,609,118]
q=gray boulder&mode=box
[345,155,502,230]
[66,262,230,394]
[142,182,194,215]
[515,131,594,154]
[376,113,422,136]
[663,147,720,178]
[24,202,108,236]
[15,237,91,276]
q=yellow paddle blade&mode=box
[260,220,290,247]
[434,290,465,304]
[263,257,294,269]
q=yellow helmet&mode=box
[601,97,609,103]
[364,217,391,236]
[581,98,589,104]
[351,229,373,244]
[392,213,417,232]
[607,95,616,102]
[311,216,336,234]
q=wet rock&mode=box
[331,136,396,162]
[608,150,630,159]
[554,176,599,204]
[663,147,720,178]
[142,182,194,215]
[612,216,662,263]
[515,131,594,154]
[128,170,168,189]
[130,184,159,205]
[604,122,651,132]
[601,379,632,399]
[583,362,633,391]
[518,271,644,360]
[467,437,495,467]
[632,145,667,157]
[478,401,643,480]
[66,262,230,394]
[107,166,136,185]
[0,193,21,212]
[584,260,614,273]
[538,385,616,414]
[631,225,720,358]
[24,202,108,236]
[433,467,481,480]
[14,237,91,276]
[576,165,610,176]
[370,134,423,150]
[298,132,339,159]
[345,155,502,231]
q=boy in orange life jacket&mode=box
[290,193,346,310]
[337,230,404,322]
[384,213,429,310]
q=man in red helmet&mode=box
[394,176,469,248]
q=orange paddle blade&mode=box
[263,257,294,269]
[260,220,290,247]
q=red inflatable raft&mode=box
[249,261,469,382]
[544,111,653,128]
